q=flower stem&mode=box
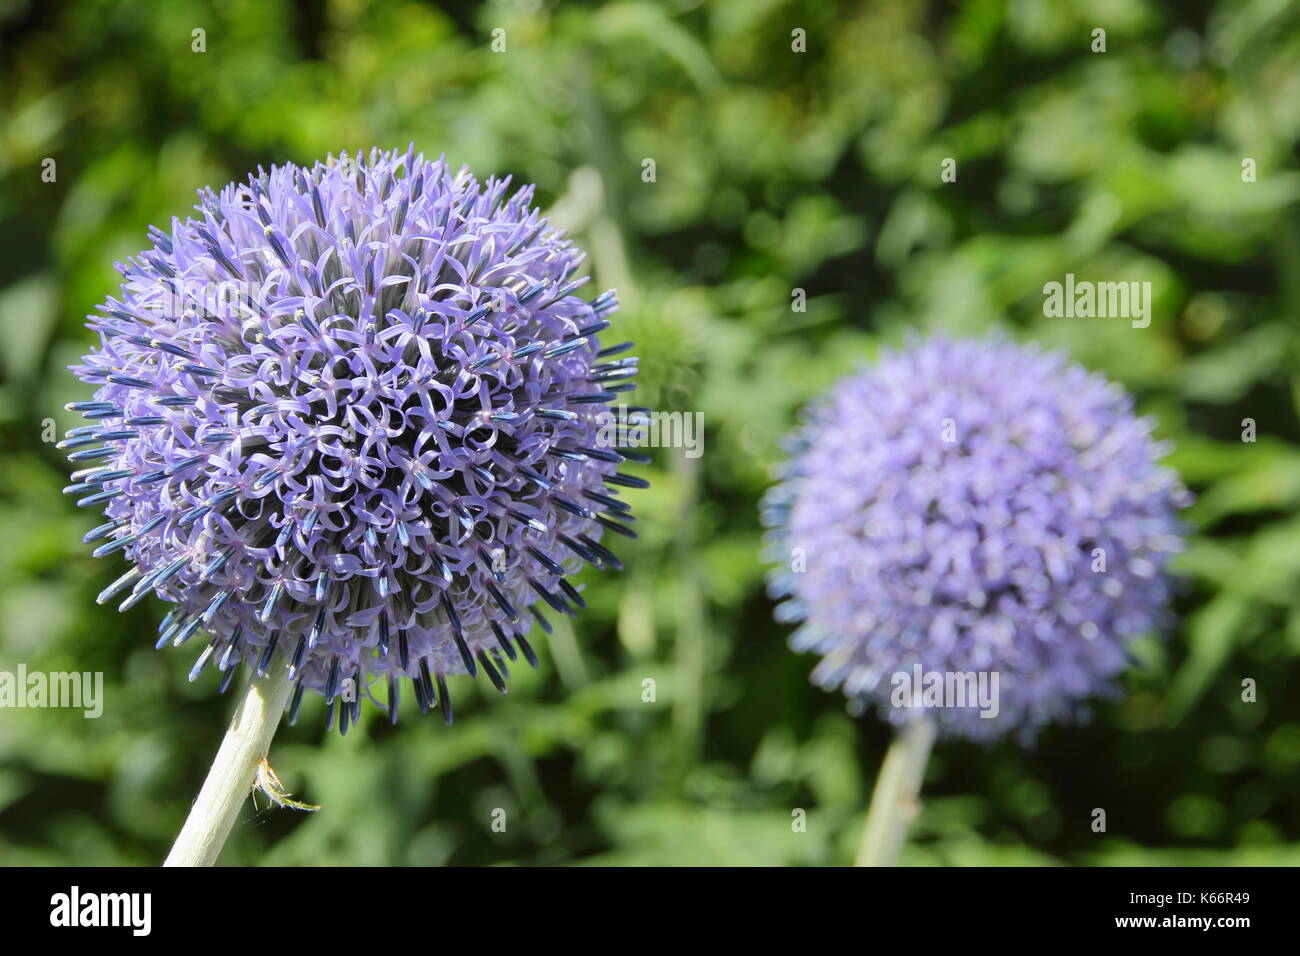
[164,666,294,866]
[854,716,937,867]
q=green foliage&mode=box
[0,0,1297,865]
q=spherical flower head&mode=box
[762,337,1188,742]
[64,147,643,731]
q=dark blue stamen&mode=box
[189,642,217,682]
[544,338,587,359]
[549,447,587,462]
[96,567,142,604]
[174,617,203,647]
[526,546,566,577]
[518,466,551,488]
[486,581,519,622]
[68,448,116,464]
[552,495,593,519]
[164,455,204,477]
[557,577,586,609]
[478,650,507,693]
[200,549,231,581]
[107,375,153,388]
[257,633,279,677]
[605,472,649,489]
[491,620,518,661]
[436,674,453,725]
[260,582,283,623]
[578,534,622,571]
[218,626,244,672]
[558,533,601,565]
[529,578,572,616]
[530,606,553,635]
[577,446,624,463]
[595,514,638,539]
[151,340,194,359]
[387,676,400,725]
[203,588,231,623]
[584,490,630,513]
[77,487,124,507]
[218,660,239,694]
[84,519,126,543]
[516,632,539,668]
[517,281,546,304]
[441,593,476,676]
[287,683,306,726]
[324,656,340,703]
[290,635,307,680]
[308,608,326,648]
[92,533,137,558]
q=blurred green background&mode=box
[2,0,1299,866]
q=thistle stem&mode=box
[164,666,294,866]
[854,716,937,867]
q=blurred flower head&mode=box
[64,147,643,731]
[762,337,1188,742]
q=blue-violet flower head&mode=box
[64,147,643,732]
[762,337,1188,742]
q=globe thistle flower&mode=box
[762,337,1188,743]
[63,147,643,734]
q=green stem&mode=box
[855,717,937,867]
[671,451,705,778]
[164,666,294,866]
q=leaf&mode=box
[1164,593,1255,725]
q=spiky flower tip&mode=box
[762,337,1188,742]
[64,147,645,733]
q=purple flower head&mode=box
[64,147,643,732]
[762,337,1188,742]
